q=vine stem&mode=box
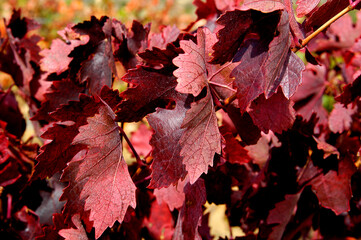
[222,2,359,107]
[293,4,357,52]
[118,126,144,167]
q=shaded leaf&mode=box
[147,93,188,188]
[117,66,178,122]
[310,157,356,215]
[173,179,206,240]
[249,91,296,134]
[266,193,301,240]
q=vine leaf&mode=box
[180,90,221,184]
[231,11,304,112]
[249,90,296,134]
[147,93,188,188]
[172,27,223,183]
[58,214,87,240]
[60,93,136,239]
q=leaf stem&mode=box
[119,126,144,166]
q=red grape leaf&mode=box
[279,51,305,99]
[40,35,88,75]
[58,214,87,240]
[173,179,206,240]
[31,94,100,180]
[80,39,115,95]
[60,93,136,238]
[328,103,357,133]
[0,160,21,187]
[170,28,226,183]
[291,64,327,124]
[143,201,174,240]
[147,93,187,188]
[139,43,184,69]
[117,66,178,122]
[112,19,150,69]
[32,79,84,122]
[173,27,218,97]
[296,0,321,18]
[180,89,221,184]
[305,0,349,30]
[231,11,301,112]
[148,25,180,49]
[210,10,253,65]
[154,178,186,211]
[240,0,285,12]
[266,193,301,240]
[248,91,296,134]
[310,156,356,215]
[220,126,252,165]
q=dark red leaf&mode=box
[32,79,84,122]
[0,89,25,138]
[173,179,206,240]
[117,66,178,122]
[336,74,361,105]
[310,157,356,214]
[147,93,187,188]
[305,0,349,31]
[210,10,253,64]
[248,91,296,134]
[220,126,252,165]
[80,39,115,95]
[266,193,301,240]
[7,9,40,39]
[231,11,304,112]
[193,0,219,21]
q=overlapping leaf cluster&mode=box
[2,0,361,239]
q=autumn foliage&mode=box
[2,0,361,239]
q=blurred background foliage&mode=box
[0,0,196,47]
